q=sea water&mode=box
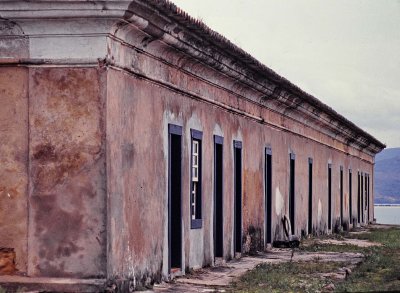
[374,205,400,225]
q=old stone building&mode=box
[0,0,384,291]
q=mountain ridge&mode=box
[375,147,400,204]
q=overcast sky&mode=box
[173,0,400,148]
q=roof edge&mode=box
[0,0,386,154]
[141,0,386,153]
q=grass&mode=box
[300,242,363,253]
[335,227,400,292]
[231,226,400,292]
[231,261,346,293]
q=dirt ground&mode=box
[150,226,385,292]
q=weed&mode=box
[231,261,346,293]
[300,241,363,253]
[231,226,400,292]
[335,227,400,292]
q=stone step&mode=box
[0,276,106,292]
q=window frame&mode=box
[190,129,203,229]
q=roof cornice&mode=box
[0,0,386,155]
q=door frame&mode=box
[214,135,224,259]
[233,140,242,254]
[168,124,183,273]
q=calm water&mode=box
[375,205,400,225]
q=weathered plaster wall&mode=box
[105,26,375,284]
[0,67,29,273]
[106,67,239,284]
[0,3,381,291]
[105,65,374,286]
[106,68,177,283]
[28,67,107,278]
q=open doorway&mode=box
[367,174,370,222]
[349,169,352,226]
[361,173,364,223]
[328,164,332,230]
[357,171,361,224]
[265,147,272,245]
[168,124,182,273]
[308,158,313,235]
[233,140,242,255]
[289,153,296,235]
[214,135,224,258]
[340,166,343,226]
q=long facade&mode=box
[0,1,385,291]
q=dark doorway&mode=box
[214,136,224,258]
[265,147,272,244]
[308,158,313,235]
[328,164,332,230]
[233,141,242,254]
[361,173,364,223]
[340,166,343,226]
[364,174,367,223]
[289,153,295,235]
[349,169,352,225]
[367,175,370,222]
[168,124,182,272]
[357,172,360,224]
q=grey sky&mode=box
[173,0,400,148]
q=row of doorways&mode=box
[168,126,265,273]
[168,125,370,273]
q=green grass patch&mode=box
[231,226,400,292]
[231,261,346,293]
[348,227,400,247]
[300,242,363,253]
[335,227,400,292]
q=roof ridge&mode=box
[142,0,385,149]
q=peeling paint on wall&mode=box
[275,187,284,216]
[318,199,322,226]
[0,1,384,290]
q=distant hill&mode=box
[376,147,400,162]
[375,147,400,204]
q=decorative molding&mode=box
[0,0,385,156]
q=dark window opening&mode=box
[328,164,332,230]
[340,166,343,226]
[168,124,182,271]
[349,169,352,225]
[214,135,224,258]
[234,140,242,254]
[190,130,203,229]
[308,158,313,235]
[289,153,296,235]
[265,147,272,244]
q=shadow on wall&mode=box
[243,225,263,255]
